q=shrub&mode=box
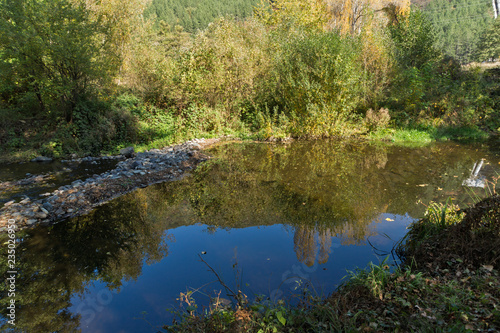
[364,108,391,132]
[270,29,364,137]
[388,8,440,70]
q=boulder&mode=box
[120,146,135,158]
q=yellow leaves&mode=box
[385,217,394,221]
[256,0,329,31]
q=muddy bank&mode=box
[0,138,219,232]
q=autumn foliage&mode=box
[0,0,498,158]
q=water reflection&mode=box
[0,140,498,332]
[0,190,172,332]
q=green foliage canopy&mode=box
[388,8,440,70]
[475,19,500,62]
[144,0,261,32]
[0,0,120,120]
[422,0,493,64]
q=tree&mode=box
[388,7,440,69]
[0,0,146,121]
[475,19,500,62]
[423,0,493,64]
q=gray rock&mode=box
[20,198,31,204]
[31,156,53,163]
[120,146,135,158]
[42,202,53,211]
[4,200,15,207]
[71,180,83,187]
[35,212,47,219]
[131,161,142,169]
[25,211,35,218]
[26,219,38,225]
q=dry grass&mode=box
[463,61,500,70]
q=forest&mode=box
[144,0,262,32]
[0,0,499,161]
[420,0,494,63]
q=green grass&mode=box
[430,126,490,142]
[367,128,433,146]
[367,125,490,147]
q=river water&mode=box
[1,139,499,332]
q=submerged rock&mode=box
[31,156,53,163]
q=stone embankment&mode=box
[0,138,217,232]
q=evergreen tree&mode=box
[421,0,494,63]
[144,0,262,32]
[475,19,500,61]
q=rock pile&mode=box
[0,138,216,232]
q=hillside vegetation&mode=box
[420,0,494,64]
[0,0,499,162]
[144,0,261,32]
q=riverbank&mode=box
[0,138,221,232]
[165,195,500,332]
[0,129,496,232]
[1,122,495,165]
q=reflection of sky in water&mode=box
[4,140,500,333]
[72,213,414,333]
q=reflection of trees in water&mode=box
[0,190,173,332]
[179,141,491,266]
[2,140,492,331]
[293,227,333,266]
[291,222,379,266]
[293,226,317,267]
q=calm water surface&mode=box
[1,139,499,332]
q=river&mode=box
[1,139,499,332]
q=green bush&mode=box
[388,8,440,70]
[270,30,364,137]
